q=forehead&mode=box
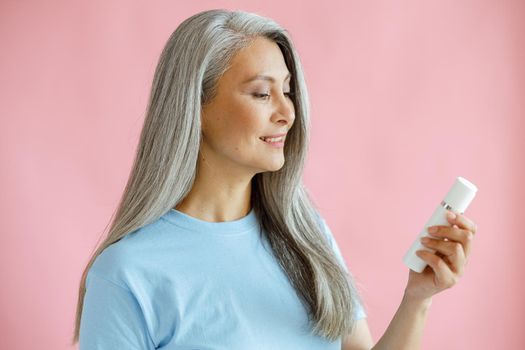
[224,37,291,84]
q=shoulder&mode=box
[87,212,175,287]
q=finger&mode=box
[427,225,474,258]
[421,237,466,276]
[446,210,477,234]
[416,250,458,289]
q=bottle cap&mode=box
[443,176,478,214]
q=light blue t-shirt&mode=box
[79,207,367,349]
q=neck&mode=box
[175,163,254,222]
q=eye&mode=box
[253,92,295,100]
[253,93,270,100]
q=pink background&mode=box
[1,0,524,349]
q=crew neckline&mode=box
[162,207,259,235]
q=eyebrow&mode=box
[242,72,292,84]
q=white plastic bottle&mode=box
[403,176,478,273]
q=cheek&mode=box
[205,121,260,159]
[223,105,264,146]
[204,95,267,154]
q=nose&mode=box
[272,92,295,126]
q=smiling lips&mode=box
[259,133,286,148]
[259,132,286,142]
[260,135,285,142]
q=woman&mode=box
[72,9,478,349]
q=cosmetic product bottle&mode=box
[403,176,478,273]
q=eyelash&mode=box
[253,92,295,100]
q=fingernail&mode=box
[447,212,456,220]
[427,226,437,233]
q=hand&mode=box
[404,210,478,302]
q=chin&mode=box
[263,161,285,172]
[252,162,284,174]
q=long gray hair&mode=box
[72,8,364,344]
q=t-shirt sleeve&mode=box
[318,216,368,320]
[79,271,156,350]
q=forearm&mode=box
[371,292,432,350]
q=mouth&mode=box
[259,134,286,148]
[259,135,285,143]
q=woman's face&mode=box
[200,36,296,177]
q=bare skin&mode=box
[175,36,294,222]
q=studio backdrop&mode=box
[1,1,524,349]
